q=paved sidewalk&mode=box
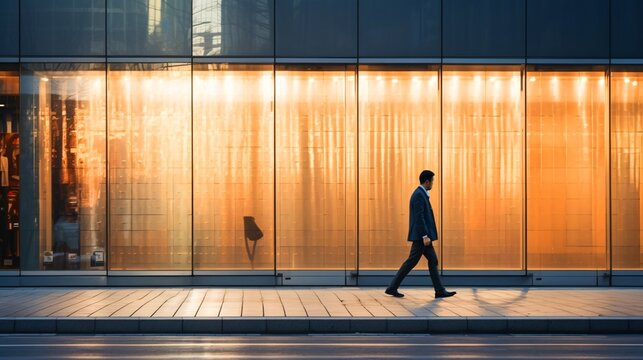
[0,287,641,334]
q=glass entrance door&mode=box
[275,65,357,285]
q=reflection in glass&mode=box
[193,64,274,270]
[442,67,524,270]
[0,65,19,270]
[527,69,608,269]
[108,0,191,56]
[193,0,273,56]
[21,64,106,270]
[276,65,357,270]
[21,0,106,56]
[358,66,440,270]
[108,63,191,270]
[611,69,643,270]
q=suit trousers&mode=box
[388,240,445,293]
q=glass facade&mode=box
[0,65,19,270]
[193,63,274,270]
[611,68,643,270]
[526,68,608,270]
[107,63,192,271]
[107,0,192,56]
[357,65,440,270]
[0,0,641,286]
[442,66,524,270]
[3,63,641,279]
[20,63,106,271]
[275,65,357,271]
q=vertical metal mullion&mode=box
[606,66,612,286]
[439,0,444,276]
[272,2,277,281]
[355,0,360,286]
[190,0,195,276]
[607,0,613,286]
[105,0,110,276]
[522,65,528,275]
[523,1,529,277]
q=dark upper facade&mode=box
[0,0,642,60]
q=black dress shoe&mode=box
[435,291,456,299]
[385,288,405,298]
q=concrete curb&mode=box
[0,317,641,334]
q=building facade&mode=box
[0,0,642,286]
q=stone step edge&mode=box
[0,317,641,334]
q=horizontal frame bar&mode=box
[442,58,525,64]
[193,57,274,64]
[527,58,610,65]
[358,58,441,64]
[107,271,192,276]
[276,58,357,64]
[20,271,107,276]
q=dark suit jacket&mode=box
[407,186,438,242]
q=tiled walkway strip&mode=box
[0,288,641,334]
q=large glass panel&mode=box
[20,0,106,56]
[357,65,440,270]
[275,0,357,58]
[358,0,441,58]
[0,0,19,56]
[0,65,19,270]
[108,0,191,56]
[108,63,191,271]
[20,63,106,271]
[526,68,608,269]
[442,66,524,270]
[193,64,274,270]
[611,69,643,270]
[275,65,356,270]
[193,0,274,57]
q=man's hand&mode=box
[423,236,431,246]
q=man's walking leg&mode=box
[424,244,445,293]
[386,242,423,296]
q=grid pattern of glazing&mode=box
[442,67,524,270]
[2,64,643,272]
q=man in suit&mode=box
[385,170,456,299]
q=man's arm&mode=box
[412,193,430,242]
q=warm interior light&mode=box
[527,71,607,270]
[529,77,536,82]
[442,68,524,270]
[633,80,638,87]
[358,68,440,270]
[625,78,630,83]
[41,77,49,82]
[0,104,5,107]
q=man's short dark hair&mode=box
[419,170,435,184]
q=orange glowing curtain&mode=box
[358,67,441,270]
[193,64,275,270]
[611,70,643,270]
[442,67,524,270]
[275,67,357,271]
[526,70,608,270]
[107,63,192,271]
